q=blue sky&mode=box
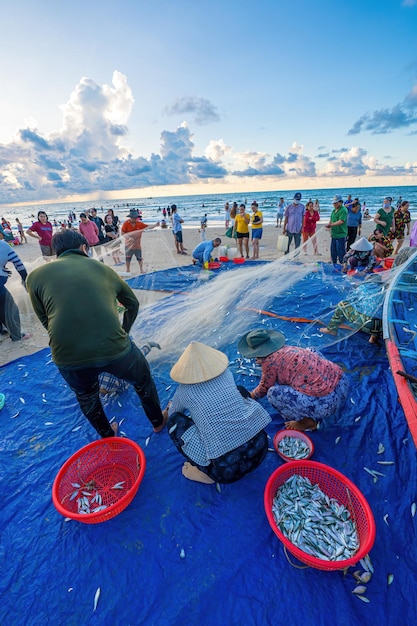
[1,0,417,205]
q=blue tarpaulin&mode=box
[1,262,416,625]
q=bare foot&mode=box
[369,335,379,345]
[182,462,215,484]
[285,418,317,432]
[111,422,119,436]
[153,409,169,433]
[319,327,337,336]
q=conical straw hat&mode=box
[170,341,229,384]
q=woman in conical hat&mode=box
[238,329,348,432]
[341,236,377,275]
[164,341,271,484]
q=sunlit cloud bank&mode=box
[1,72,417,205]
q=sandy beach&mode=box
[1,217,410,366]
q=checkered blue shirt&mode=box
[168,369,271,466]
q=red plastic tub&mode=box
[264,460,376,570]
[273,429,314,462]
[208,261,221,269]
[219,256,229,262]
[52,438,146,524]
[232,257,245,264]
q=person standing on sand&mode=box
[326,195,348,265]
[26,211,54,257]
[0,234,31,341]
[392,201,411,255]
[250,201,263,259]
[224,202,230,229]
[301,200,320,254]
[374,197,395,237]
[283,192,305,254]
[121,209,159,273]
[171,205,187,255]
[233,204,250,258]
[276,198,286,228]
[15,218,27,244]
[26,229,167,438]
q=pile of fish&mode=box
[277,435,311,460]
[272,474,360,561]
[65,479,126,515]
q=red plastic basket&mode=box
[273,429,314,462]
[219,256,229,262]
[52,438,146,524]
[264,461,376,570]
[233,257,245,264]
[208,261,221,269]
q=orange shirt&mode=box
[121,219,148,233]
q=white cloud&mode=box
[1,72,417,205]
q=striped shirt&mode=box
[252,346,343,399]
[168,369,271,466]
[0,240,26,279]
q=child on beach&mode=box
[15,219,27,244]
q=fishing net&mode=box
[2,227,409,364]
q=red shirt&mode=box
[302,210,320,235]
[121,219,148,234]
[29,221,53,246]
[252,346,343,399]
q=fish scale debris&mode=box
[272,474,359,562]
[277,436,311,460]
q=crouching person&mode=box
[163,341,271,484]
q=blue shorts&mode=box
[252,228,263,240]
[175,231,183,243]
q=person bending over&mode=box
[238,328,348,432]
[27,229,166,438]
[192,238,221,267]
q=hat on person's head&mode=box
[127,209,139,218]
[332,194,343,203]
[384,196,393,202]
[170,341,229,384]
[238,328,285,358]
[293,192,302,201]
[350,237,373,252]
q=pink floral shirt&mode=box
[252,346,343,399]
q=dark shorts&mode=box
[126,248,142,261]
[175,231,183,243]
[252,228,263,240]
[40,245,53,256]
[236,232,249,239]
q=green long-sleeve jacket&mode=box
[27,249,139,368]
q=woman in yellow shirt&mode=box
[233,204,250,258]
[250,201,263,259]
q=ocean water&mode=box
[2,184,416,230]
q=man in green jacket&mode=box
[27,229,166,438]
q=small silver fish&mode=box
[335,437,341,444]
[42,398,47,403]
[377,461,394,465]
[168,423,178,435]
[20,397,25,404]
[10,412,20,419]
[145,436,150,447]
[180,549,186,559]
[352,585,367,595]
[377,443,385,454]
[387,574,394,586]
[165,385,172,391]
[111,481,125,489]
[72,426,82,432]
[359,572,372,583]
[117,401,122,408]
[120,430,127,437]
[356,595,370,603]
[93,587,101,611]
[350,397,355,405]
[216,483,222,493]
[119,418,125,426]
[412,502,416,517]
[354,416,361,423]
[44,422,53,425]
[71,483,81,488]
[383,514,389,526]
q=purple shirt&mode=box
[284,203,305,233]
